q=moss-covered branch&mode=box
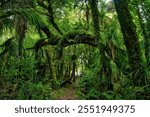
[27,30,97,50]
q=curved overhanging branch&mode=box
[27,31,97,51]
[61,31,97,47]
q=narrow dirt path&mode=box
[59,84,76,100]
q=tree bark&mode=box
[89,0,113,90]
[136,4,149,64]
[113,0,146,86]
[45,48,57,81]
[140,1,150,65]
[15,15,27,60]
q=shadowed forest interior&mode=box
[0,0,150,99]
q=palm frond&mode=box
[0,8,48,32]
[16,8,47,28]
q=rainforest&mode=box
[0,0,150,100]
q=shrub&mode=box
[17,81,52,100]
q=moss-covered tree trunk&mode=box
[71,53,77,82]
[135,3,149,66]
[89,0,113,90]
[113,0,146,86]
[45,48,57,81]
[15,15,27,60]
[139,1,150,66]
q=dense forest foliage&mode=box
[0,0,150,100]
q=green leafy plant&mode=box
[17,81,52,100]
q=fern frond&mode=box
[16,8,47,28]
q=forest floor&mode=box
[58,84,76,100]
[52,83,77,100]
